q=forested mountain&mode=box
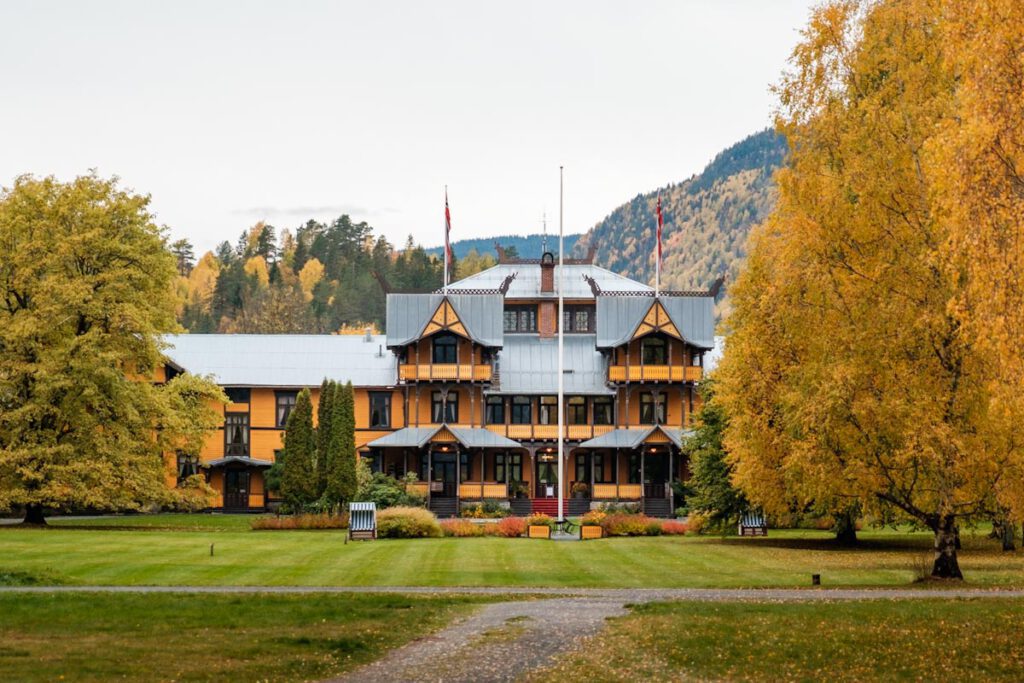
[573,129,787,316]
[426,233,582,261]
[173,219,447,333]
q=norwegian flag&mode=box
[656,195,664,263]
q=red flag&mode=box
[656,195,663,262]
[444,190,453,267]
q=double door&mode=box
[431,453,458,497]
[224,470,250,510]
[535,458,558,498]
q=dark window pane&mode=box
[225,387,250,404]
[370,392,391,428]
[432,333,458,363]
[275,391,297,428]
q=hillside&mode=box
[426,233,582,260]
[573,129,787,315]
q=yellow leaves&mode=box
[336,322,379,335]
[298,257,324,301]
[243,255,270,287]
[186,252,219,313]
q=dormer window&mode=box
[432,333,458,364]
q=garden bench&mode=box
[738,512,768,537]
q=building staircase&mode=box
[643,498,673,518]
[429,497,459,518]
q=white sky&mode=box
[0,1,816,255]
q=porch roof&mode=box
[367,425,521,449]
[577,425,693,450]
[202,456,274,468]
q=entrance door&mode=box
[535,457,558,498]
[643,453,670,499]
[432,454,458,497]
[224,470,250,510]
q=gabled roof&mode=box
[367,425,521,449]
[446,263,652,300]
[162,334,396,387]
[596,295,715,349]
[490,334,614,395]
[578,425,693,449]
[385,293,503,348]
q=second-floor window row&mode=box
[486,395,615,425]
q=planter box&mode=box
[528,525,551,539]
[580,525,603,540]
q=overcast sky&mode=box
[1,1,816,255]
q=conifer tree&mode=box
[326,381,358,508]
[279,388,316,510]
[315,379,334,497]
[683,382,747,532]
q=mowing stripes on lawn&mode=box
[0,592,488,682]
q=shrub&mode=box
[601,513,661,537]
[495,516,527,537]
[661,520,688,535]
[460,499,509,519]
[440,518,484,537]
[525,513,556,530]
[377,506,441,538]
[598,502,640,514]
[674,507,688,518]
[481,522,501,536]
[357,473,426,510]
[251,513,348,530]
[687,510,710,535]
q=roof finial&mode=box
[541,211,548,255]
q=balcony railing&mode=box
[592,483,643,499]
[399,364,492,381]
[485,424,616,441]
[608,365,702,382]
[458,482,509,499]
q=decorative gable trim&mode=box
[421,299,471,339]
[631,300,682,341]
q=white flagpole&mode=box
[655,196,661,297]
[443,185,450,295]
[557,166,565,523]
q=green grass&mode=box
[46,513,265,531]
[2,520,1023,587]
[0,592,487,682]
[533,598,1024,681]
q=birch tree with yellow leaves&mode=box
[718,0,1024,578]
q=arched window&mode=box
[432,333,457,364]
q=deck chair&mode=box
[349,502,377,540]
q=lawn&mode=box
[0,591,488,682]
[2,514,1023,587]
[531,598,1024,681]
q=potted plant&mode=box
[525,513,554,539]
[571,482,589,499]
[510,480,528,499]
[579,510,605,539]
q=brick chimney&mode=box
[540,252,555,294]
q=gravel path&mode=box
[3,585,1024,600]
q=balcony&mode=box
[608,365,702,382]
[485,424,615,441]
[399,364,492,381]
[459,482,509,499]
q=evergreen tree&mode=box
[170,238,195,276]
[326,381,358,508]
[684,381,747,531]
[315,379,334,497]
[279,388,317,510]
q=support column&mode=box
[616,449,621,501]
[669,447,675,512]
[427,449,432,505]
[455,448,461,501]
[641,448,646,512]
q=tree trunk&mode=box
[22,503,46,525]
[833,510,858,546]
[1000,521,1017,552]
[931,515,963,579]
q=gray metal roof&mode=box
[447,263,652,300]
[596,295,715,349]
[367,426,521,449]
[490,334,613,395]
[385,293,504,347]
[578,426,693,449]
[162,334,396,388]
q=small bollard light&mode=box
[811,573,821,586]
[210,543,215,557]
